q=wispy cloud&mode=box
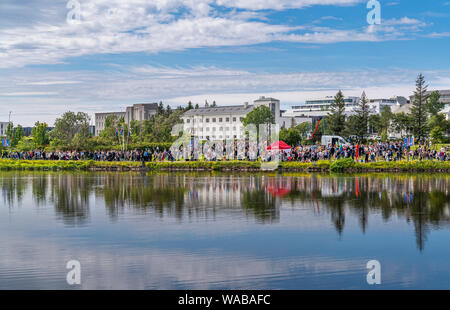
[0,0,430,68]
[1,65,449,125]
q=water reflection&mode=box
[0,172,449,251]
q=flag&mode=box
[120,126,124,136]
[2,139,10,147]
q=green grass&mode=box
[0,158,449,172]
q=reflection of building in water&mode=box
[183,176,245,209]
[181,175,280,223]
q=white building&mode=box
[284,95,407,119]
[285,96,360,119]
[181,96,282,140]
[368,97,406,114]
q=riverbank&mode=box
[0,158,449,173]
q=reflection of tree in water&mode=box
[285,174,450,251]
[50,173,93,226]
[32,173,49,206]
[242,189,278,224]
[1,171,448,251]
[100,173,186,221]
[0,173,27,206]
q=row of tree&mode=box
[278,74,449,146]
[2,73,448,151]
[2,102,190,151]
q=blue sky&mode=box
[0,0,449,126]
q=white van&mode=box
[321,135,350,146]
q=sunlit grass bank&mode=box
[0,158,448,172]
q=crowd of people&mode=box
[1,141,448,162]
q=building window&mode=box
[233,117,236,122]
[212,118,216,122]
[240,117,243,122]
[219,118,222,122]
[226,117,230,122]
[186,119,190,123]
[206,118,209,123]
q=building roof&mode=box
[132,103,158,109]
[254,96,279,102]
[183,104,254,117]
[95,111,126,116]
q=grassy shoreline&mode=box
[0,158,449,173]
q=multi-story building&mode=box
[284,95,407,119]
[125,103,158,125]
[285,96,361,119]
[182,96,282,140]
[94,103,158,136]
[368,96,407,114]
[94,112,125,136]
[409,89,450,105]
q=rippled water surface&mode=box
[0,172,449,289]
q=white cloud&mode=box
[216,0,363,10]
[0,1,429,68]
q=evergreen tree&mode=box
[165,104,172,116]
[353,91,370,142]
[157,101,165,115]
[186,101,194,110]
[411,73,429,140]
[327,90,346,136]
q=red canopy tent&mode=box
[266,140,291,150]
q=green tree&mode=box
[12,125,24,147]
[186,101,194,110]
[157,101,165,115]
[426,90,444,116]
[327,90,346,136]
[242,106,275,140]
[353,91,370,142]
[296,122,312,138]
[368,114,381,135]
[430,126,444,144]
[50,111,91,148]
[5,123,14,140]
[391,113,413,137]
[379,105,392,140]
[411,73,429,140]
[31,122,49,148]
[279,128,301,146]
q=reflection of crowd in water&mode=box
[1,142,449,162]
[1,173,448,250]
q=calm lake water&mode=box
[0,172,449,289]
